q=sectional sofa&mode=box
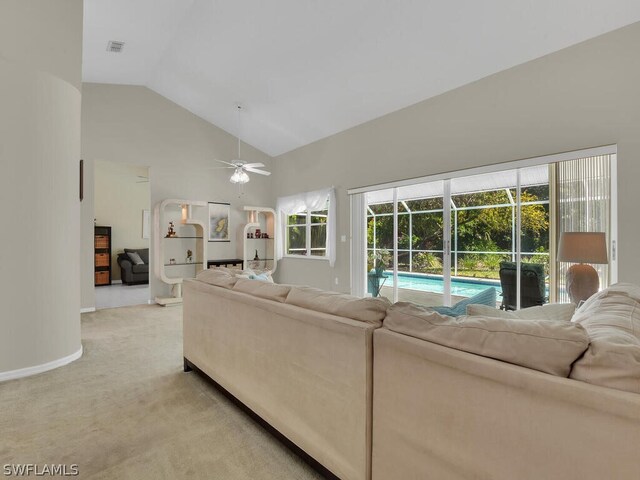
[183,270,640,480]
[183,270,389,480]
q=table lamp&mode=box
[557,232,608,304]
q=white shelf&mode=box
[154,199,208,305]
[243,206,277,274]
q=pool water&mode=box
[394,272,500,297]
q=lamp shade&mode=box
[557,232,608,264]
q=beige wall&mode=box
[81,84,274,303]
[273,22,640,292]
[94,161,150,281]
[0,0,82,90]
[0,0,82,375]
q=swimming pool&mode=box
[394,272,500,297]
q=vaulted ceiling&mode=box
[83,1,640,157]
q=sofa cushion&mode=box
[131,263,148,274]
[384,302,589,376]
[286,286,390,324]
[233,278,292,303]
[196,268,238,289]
[467,303,576,322]
[430,287,497,317]
[570,283,640,394]
[124,248,149,264]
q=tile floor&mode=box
[95,283,150,310]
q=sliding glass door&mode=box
[360,151,617,308]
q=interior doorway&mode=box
[94,160,150,309]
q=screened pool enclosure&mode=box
[357,150,616,308]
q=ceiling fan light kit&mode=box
[230,167,250,184]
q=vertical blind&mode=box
[555,154,611,303]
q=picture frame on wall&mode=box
[79,159,84,201]
[208,202,230,242]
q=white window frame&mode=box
[285,209,329,259]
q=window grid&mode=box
[286,210,329,257]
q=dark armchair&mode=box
[498,261,546,310]
[116,248,149,285]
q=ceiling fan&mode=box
[215,104,271,184]
[215,160,271,184]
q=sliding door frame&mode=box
[351,145,618,302]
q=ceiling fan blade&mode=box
[245,167,271,176]
[216,160,238,167]
[242,162,265,169]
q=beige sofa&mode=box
[372,289,640,480]
[185,271,640,480]
[182,270,389,480]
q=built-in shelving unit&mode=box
[154,199,208,306]
[94,226,112,286]
[243,206,277,273]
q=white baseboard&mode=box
[80,307,96,313]
[111,279,123,284]
[0,346,83,383]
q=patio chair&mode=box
[498,261,546,310]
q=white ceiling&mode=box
[83,1,640,157]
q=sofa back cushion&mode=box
[384,302,589,376]
[286,286,390,324]
[233,278,292,303]
[196,268,238,289]
[467,303,576,322]
[570,283,640,393]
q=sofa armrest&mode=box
[118,257,133,270]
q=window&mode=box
[277,187,336,265]
[286,205,329,257]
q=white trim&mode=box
[0,346,83,383]
[348,145,617,195]
[609,154,618,283]
[443,180,452,306]
[516,169,522,310]
[392,188,398,303]
[350,193,367,297]
[282,254,330,261]
[80,307,96,313]
[111,279,122,284]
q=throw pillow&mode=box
[466,303,576,322]
[126,251,144,265]
[249,273,275,283]
[570,283,640,394]
[431,287,496,317]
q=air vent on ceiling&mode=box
[106,41,125,53]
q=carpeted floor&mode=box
[0,305,322,479]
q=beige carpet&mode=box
[0,305,322,479]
